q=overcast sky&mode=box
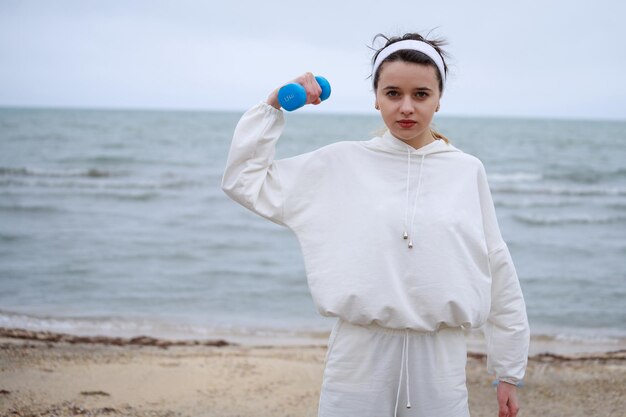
[1,0,624,120]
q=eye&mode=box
[415,91,429,98]
[385,90,400,97]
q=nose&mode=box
[400,96,413,115]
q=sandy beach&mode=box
[1,327,625,417]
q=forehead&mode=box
[378,61,439,88]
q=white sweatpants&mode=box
[318,319,470,417]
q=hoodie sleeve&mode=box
[477,162,530,386]
[221,102,289,226]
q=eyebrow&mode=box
[382,86,433,91]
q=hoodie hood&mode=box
[367,129,463,155]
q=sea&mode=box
[1,107,625,349]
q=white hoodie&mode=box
[222,102,530,384]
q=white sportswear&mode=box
[222,102,530,385]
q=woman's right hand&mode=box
[267,72,323,110]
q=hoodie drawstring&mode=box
[403,149,426,249]
[394,330,412,417]
[403,150,411,241]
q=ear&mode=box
[375,102,380,110]
[435,103,440,112]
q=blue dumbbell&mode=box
[278,76,331,112]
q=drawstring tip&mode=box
[408,240,413,249]
[406,402,411,409]
[402,231,408,240]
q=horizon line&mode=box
[0,104,624,124]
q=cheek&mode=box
[421,99,439,114]
[380,108,396,123]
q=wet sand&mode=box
[1,327,625,417]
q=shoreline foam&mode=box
[2,325,625,357]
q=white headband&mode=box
[372,40,446,88]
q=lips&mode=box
[397,120,416,128]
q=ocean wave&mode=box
[491,183,626,196]
[544,167,626,183]
[0,166,117,178]
[0,310,180,339]
[0,233,24,242]
[528,327,626,344]
[0,309,247,341]
[513,213,626,225]
[488,172,543,183]
[95,190,162,201]
[522,274,608,285]
[0,188,163,203]
[58,155,140,165]
[0,176,203,192]
[0,203,61,213]
[494,198,581,208]
[488,168,626,185]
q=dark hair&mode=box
[371,32,449,93]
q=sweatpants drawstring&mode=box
[394,330,411,417]
[405,331,411,409]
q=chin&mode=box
[392,130,418,142]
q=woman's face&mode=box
[375,61,441,148]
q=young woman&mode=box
[222,32,530,417]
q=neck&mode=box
[400,130,436,150]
